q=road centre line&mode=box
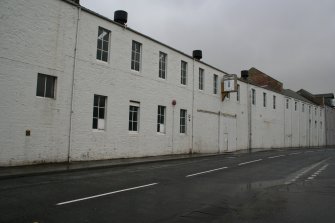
[56,183,158,206]
[186,167,228,177]
[268,155,285,159]
[238,159,263,166]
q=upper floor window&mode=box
[286,98,289,109]
[315,107,317,115]
[36,73,56,99]
[96,27,110,62]
[181,61,187,85]
[157,105,166,133]
[129,101,140,132]
[92,95,107,130]
[263,92,267,107]
[213,74,218,94]
[237,84,240,101]
[295,101,297,111]
[252,89,256,105]
[302,104,305,112]
[199,68,204,90]
[131,41,142,71]
[273,95,276,109]
[159,52,167,79]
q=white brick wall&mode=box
[0,0,331,166]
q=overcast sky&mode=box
[81,0,335,95]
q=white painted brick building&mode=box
[0,0,332,166]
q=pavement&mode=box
[0,147,327,180]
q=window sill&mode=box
[130,70,143,77]
[95,59,109,66]
[157,132,166,135]
[36,96,56,100]
[93,129,105,132]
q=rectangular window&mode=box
[315,107,317,115]
[237,84,240,101]
[157,105,166,133]
[295,101,297,111]
[180,109,187,133]
[181,61,187,85]
[263,92,267,107]
[199,68,204,90]
[159,52,167,79]
[213,74,218,94]
[92,95,107,130]
[36,73,56,98]
[309,106,311,114]
[129,101,140,132]
[302,104,305,112]
[286,98,289,109]
[131,41,141,71]
[96,27,110,62]
[252,89,256,105]
[273,95,276,109]
[320,109,322,117]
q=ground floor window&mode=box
[180,109,187,133]
[93,94,107,130]
[129,101,140,132]
[157,105,166,133]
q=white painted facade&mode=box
[0,0,332,166]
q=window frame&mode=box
[36,73,57,99]
[263,92,267,107]
[273,95,276,109]
[181,60,187,85]
[180,109,187,134]
[128,101,140,132]
[96,27,110,62]
[92,94,107,130]
[157,105,166,133]
[213,74,218,94]
[199,68,204,90]
[251,89,256,105]
[131,41,142,72]
[237,84,240,102]
[159,52,167,79]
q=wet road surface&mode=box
[1,148,334,222]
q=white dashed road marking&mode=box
[56,183,159,206]
[289,152,301,155]
[268,155,285,159]
[238,159,263,166]
[305,164,328,182]
[186,167,228,177]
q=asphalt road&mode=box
[1,148,335,223]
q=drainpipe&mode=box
[247,81,252,153]
[284,98,286,148]
[191,59,195,154]
[218,111,220,153]
[325,107,327,147]
[68,6,81,163]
